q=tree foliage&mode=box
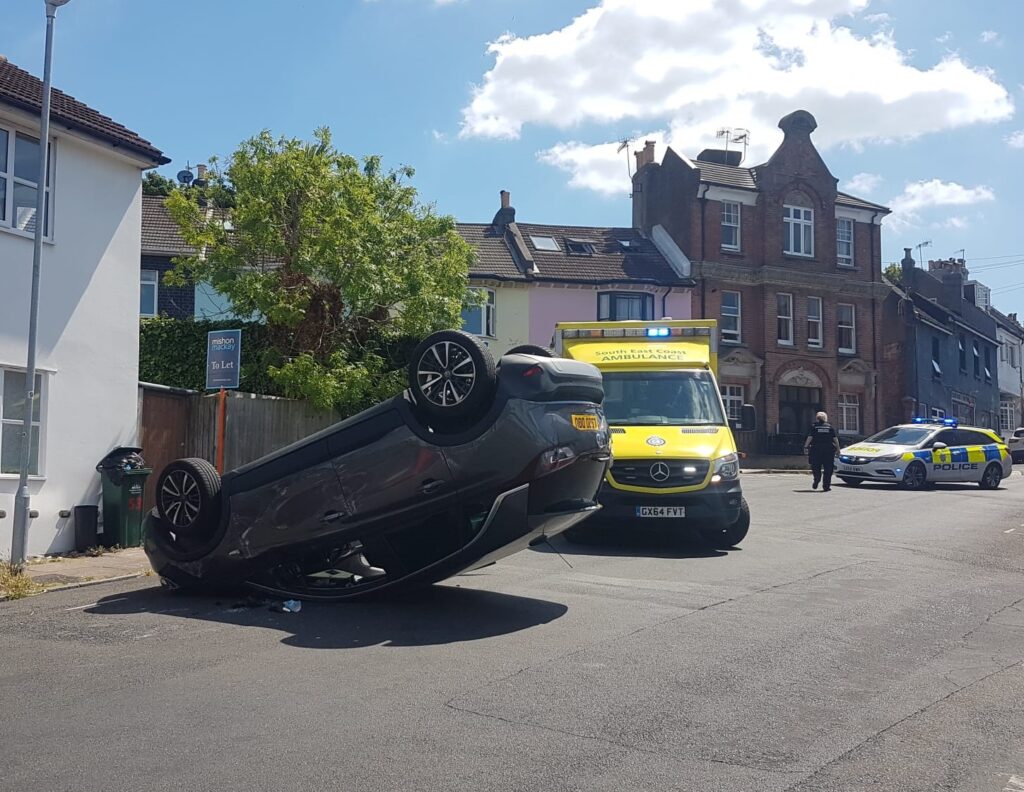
[164,129,474,411]
[142,171,176,196]
[883,263,902,285]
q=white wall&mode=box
[0,112,144,556]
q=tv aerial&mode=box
[715,127,750,163]
[617,135,638,193]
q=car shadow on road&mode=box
[86,583,568,650]
[532,531,729,560]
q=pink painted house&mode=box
[457,192,694,355]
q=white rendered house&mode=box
[0,57,168,556]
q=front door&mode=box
[778,385,823,435]
[926,428,960,481]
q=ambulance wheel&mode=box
[838,477,862,487]
[900,461,926,490]
[979,463,1003,490]
[701,498,750,549]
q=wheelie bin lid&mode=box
[96,447,146,471]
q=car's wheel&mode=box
[838,477,862,487]
[506,344,554,358]
[408,330,496,422]
[701,497,750,549]
[156,458,222,538]
[900,461,927,490]
[979,462,1003,490]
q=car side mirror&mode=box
[932,441,947,449]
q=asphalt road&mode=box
[3,473,1024,792]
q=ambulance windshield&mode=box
[602,370,726,426]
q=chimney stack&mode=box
[500,190,510,209]
[900,247,915,281]
[196,164,207,179]
[491,189,516,230]
[634,140,656,171]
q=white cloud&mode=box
[887,180,995,231]
[459,0,1014,194]
[843,172,883,195]
[864,12,891,23]
[932,215,969,230]
[431,129,451,143]
[980,30,999,44]
[1006,130,1024,149]
[935,31,952,44]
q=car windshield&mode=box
[601,370,726,426]
[862,426,934,446]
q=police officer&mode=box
[803,411,841,491]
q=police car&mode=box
[836,418,1012,490]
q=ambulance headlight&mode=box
[712,452,740,482]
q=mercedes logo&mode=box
[650,462,671,482]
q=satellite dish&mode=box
[176,169,194,185]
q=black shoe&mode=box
[812,481,819,490]
[823,486,831,492]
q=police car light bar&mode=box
[911,417,958,427]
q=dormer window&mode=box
[530,235,559,251]
[566,239,595,256]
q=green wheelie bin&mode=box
[95,447,152,548]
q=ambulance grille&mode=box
[611,459,710,488]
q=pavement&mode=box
[2,473,1024,791]
[19,547,150,592]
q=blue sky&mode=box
[3,0,1023,311]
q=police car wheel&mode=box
[900,461,926,490]
[838,477,862,487]
[979,463,1003,490]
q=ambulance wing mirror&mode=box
[731,404,756,432]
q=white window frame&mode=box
[598,291,654,321]
[140,269,159,318]
[807,296,823,349]
[720,384,745,423]
[836,217,854,267]
[462,287,496,338]
[837,303,856,354]
[776,292,794,346]
[721,201,741,252]
[931,336,942,378]
[930,407,946,420]
[0,367,45,477]
[973,341,980,378]
[783,204,814,257]
[838,393,860,434]
[720,290,741,344]
[1000,402,1014,435]
[0,123,54,239]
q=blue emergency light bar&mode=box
[911,417,958,427]
[646,327,670,337]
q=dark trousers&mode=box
[810,451,835,489]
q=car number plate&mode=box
[635,506,685,518]
[572,414,600,431]
[839,464,860,473]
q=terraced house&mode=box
[631,110,890,454]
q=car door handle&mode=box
[320,510,346,524]
[418,479,446,495]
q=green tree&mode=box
[142,170,177,196]
[165,128,474,412]
[883,263,902,285]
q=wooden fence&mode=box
[138,384,340,509]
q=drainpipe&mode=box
[870,210,881,432]
[660,286,670,318]
[698,184,710,319]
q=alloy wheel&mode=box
[416,341,477,408]
[160,470,202,530]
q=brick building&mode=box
[631,110,890,452]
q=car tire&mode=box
[155,458,222,538]
[838,477,862,487]
[701,497,750,549]
[505,344,554,358]
[408,330,497,422]
[979,462,1003,490]
[900,461,927,490]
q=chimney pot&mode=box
[500,190,510,209]
[197,164,207,178]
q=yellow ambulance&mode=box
[553,319,754,547]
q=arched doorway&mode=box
[777,368,824,434]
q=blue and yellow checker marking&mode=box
[902,444,1007,464]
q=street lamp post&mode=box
[10,0,71,566]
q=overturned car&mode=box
[144,331,610,601]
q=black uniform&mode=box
[806,420,838,491]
